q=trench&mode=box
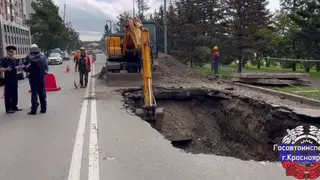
[121,87,320,162]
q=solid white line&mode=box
[67,70,92,180]
[88,63,99,180]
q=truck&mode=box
[0,20,32,86]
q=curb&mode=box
[219,79,320,107]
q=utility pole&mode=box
[164,0,167,54]
[63,4,66,23]
[132,0,135,18]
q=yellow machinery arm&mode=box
[124,18,163,121]
[141,26,155,109]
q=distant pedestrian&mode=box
[76,47,91,88]
[24,46,47,115]
[212,46,220,77]
[0,46,23,113]
[74,50,80,72]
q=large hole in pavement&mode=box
[121,87,320,162]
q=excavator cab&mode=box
[105,20,160,87]
[105,33,124,72]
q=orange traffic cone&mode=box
[29,73,61,93]
[65,65,70,73]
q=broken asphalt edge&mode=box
[218,79,320,107]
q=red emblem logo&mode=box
[276,126,320,179]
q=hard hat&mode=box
[80,47,85,50]
[31,44,38,48]
[213,46,218,50]
[77,50,80,53]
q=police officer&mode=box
[0,46,23,113]
[24,46,47,115]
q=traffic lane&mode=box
[0,59,86,180]
[93,54,291,180]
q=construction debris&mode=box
[231,72,311,86]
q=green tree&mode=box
[136,0,149,20]
[289,0,320,72]
[26,0,79,51]
[65,22,81,51]
[103,23,111,37]
[115,12,131,33]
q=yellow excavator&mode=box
[105,18,163,121]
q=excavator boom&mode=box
[105,18,163,121]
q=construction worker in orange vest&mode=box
[212,46,220,78]
[73,50,80,72]
[76,47,91,88]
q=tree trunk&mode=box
[316,63,320,72]
[266,58,270,67]
[304,63,310,73]
[292,62,296,71]
[237,55,242,73]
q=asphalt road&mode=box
[0,54,296,180]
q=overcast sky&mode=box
[52,0,280,41]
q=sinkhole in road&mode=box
[121,87,320,162]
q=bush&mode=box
[193,46,212,66]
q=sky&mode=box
[52,0,281,41]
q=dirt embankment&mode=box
[154,53,315,109]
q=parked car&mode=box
[48,53,63,65]
[63,51,70,60]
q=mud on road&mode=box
[122,87,320,162]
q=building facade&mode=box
[0,0,31,58]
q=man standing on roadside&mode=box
[24,46,47,115]
[212,46,220,78]
[76,47,91,88]
[24,44,49,109]
[0,46,23,113]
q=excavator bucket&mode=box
[106,72,161,87]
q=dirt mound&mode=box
[156,53,212,83]
[122,87,320,161]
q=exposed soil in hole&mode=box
[121,87,320,162]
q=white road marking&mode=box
[88,63,99,180]
[67,70,92,180]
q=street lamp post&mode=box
[132,0,135,17]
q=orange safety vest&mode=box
[77,55,91,72]
[74,52,80,60]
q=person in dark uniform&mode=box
[0,46,23,113]
[23,44,49,110]
[23,46,47,115]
